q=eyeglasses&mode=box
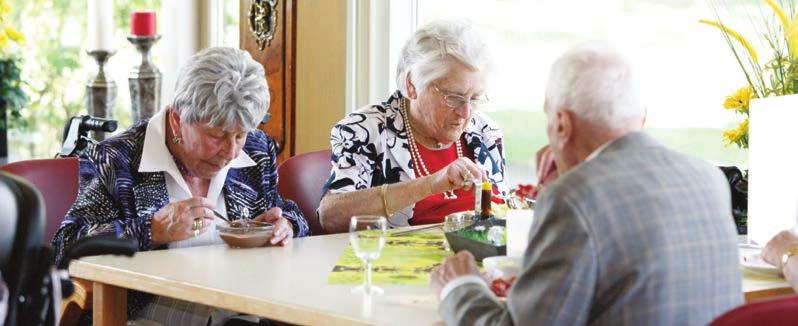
[432,83,489,109]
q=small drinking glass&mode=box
[442,213,467,251]
[349,215,388,295]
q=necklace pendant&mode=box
[443,191,458,200]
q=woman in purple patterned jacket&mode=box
[52,47,308,325]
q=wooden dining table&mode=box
[69,231,794,326]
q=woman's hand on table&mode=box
[430,157,484,194]
[255,207,294,246]
[151,197,216,247]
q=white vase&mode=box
[748,94,798,246]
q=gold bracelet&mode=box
[381,184,391,217]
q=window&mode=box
[388,0,749,186]
[7,0,237,161]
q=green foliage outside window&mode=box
[7,0,160,160]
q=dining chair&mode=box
[710,295,798,325]
[0,157,80,243]
[277,149,332,236]
[0,157,85,326]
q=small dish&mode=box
[483,256,521,298]
[217,220,274,248]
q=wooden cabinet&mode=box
[240,0,296,163]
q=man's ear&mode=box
[554,109,574,149]
[405,73,418,99]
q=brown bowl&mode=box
[217,220,274,248]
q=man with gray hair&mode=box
[430,41,743,325]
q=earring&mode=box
[172,136,182,144]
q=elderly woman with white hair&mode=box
[52,47,309,325]
[318,20,507,233]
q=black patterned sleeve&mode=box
[51,157,153,265]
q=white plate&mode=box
[740,250,782,277]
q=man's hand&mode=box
[430,251,481,298]
[255,207,294,246]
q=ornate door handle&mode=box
[249,0,278,51]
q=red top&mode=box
[410,138,499,225]
[130,11,157,36]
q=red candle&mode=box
[130,11,157,36]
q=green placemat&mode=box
[328,231,453,285]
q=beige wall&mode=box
[295,0,348,154]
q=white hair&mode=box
[396,19,491,97]
[170,47,269,131]
[544,41,645,129]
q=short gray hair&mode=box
[170,47,269,131]
[544,41,645,129]
[396,20,491,97]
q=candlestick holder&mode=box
[127,34,161,122]
[86,50,117,141]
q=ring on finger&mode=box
[191,219,202,231]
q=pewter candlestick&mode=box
[127,34,161,122]
[86,50,117,141]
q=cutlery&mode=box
[211,209,233,224]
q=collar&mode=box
[585,138,616,162]
[138,110,256,178]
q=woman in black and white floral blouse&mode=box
[319,20,507,233]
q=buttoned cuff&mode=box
[439,275,488,301]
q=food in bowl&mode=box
[217,220,274,248]
[483,255,522,297]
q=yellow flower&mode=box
[738,118,749,134]
[699,19,759,64]
[5,26,23,43]
[723,86,755,112]
[723,119,749,146]
[0,1,10,15]
[723,128,742,145]
[0,32,9,50]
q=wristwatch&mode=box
[781,246,798,267]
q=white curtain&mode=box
[159,0,221,106]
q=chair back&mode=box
[277,150,332,235]
[0,157,79,243]
[0,171,45,326]
[711,295,798,325]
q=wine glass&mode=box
[349,215,388,295]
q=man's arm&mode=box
[438,188,598,325]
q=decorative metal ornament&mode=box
[249,0,278,51]
[86,50,117,141]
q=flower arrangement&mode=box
[0,0,26,129]
[700,0,798,149]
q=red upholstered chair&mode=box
[0,157,79,243]
[0,157,86,326]
[277,149,332,236]
[711,295,798,325]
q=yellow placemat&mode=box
[328,231,452,285]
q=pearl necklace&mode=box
[400,98,462,200]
